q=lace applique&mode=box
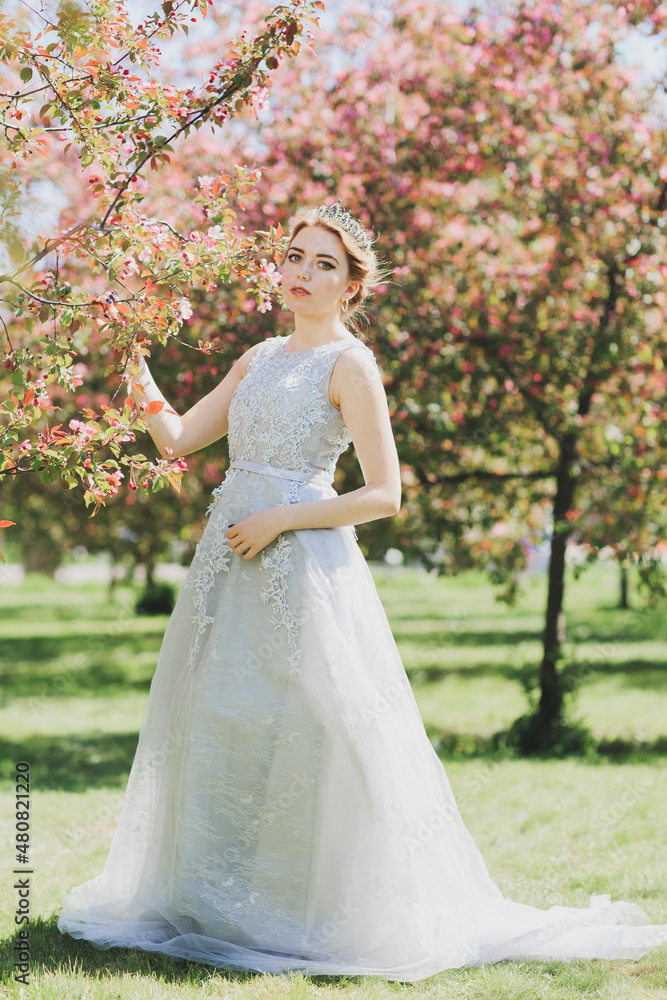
[207,465,242,512]
[182,806,225,844]
[181,467,242,672]
[228,339,361,477]
[260,534,305,679]
[278,479,302,506]
[325,426,353,454]
[177,847,274,916]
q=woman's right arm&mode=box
[129,342,261,459]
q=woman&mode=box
[58,202,667,980]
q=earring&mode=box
[342,299,349,313]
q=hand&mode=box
[226,506,288,560]
[128,350,151,394]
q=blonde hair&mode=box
[283,206,390,335]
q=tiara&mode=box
[315,200,373,250]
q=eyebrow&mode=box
[289,246,339,264]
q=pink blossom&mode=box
[250,86,270,110]
[260,261,281,287]
[107,470,124,493]
[69,419,96,440]
[491,521,509,537]
[176,298,193,320]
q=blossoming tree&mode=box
[4,0,667,750]
[194,0,667,743]
[0,0,322,556]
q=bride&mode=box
[58,202,667,980]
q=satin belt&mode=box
[228,458,334,490]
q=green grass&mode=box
[378,561,667,748]
[1,563,666,998]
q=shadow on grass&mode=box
[0,733,140,792]
[0,630,164,665]
[391,599,667,650]
[564,660,667,689]
[2,602,138,624]
[0,657,155,699]
[407,659,667,689]
[1,914,367,987]
[5,723,666,789]
[424,724,667,763]
[393,627,541,647]
[406,663,522,683]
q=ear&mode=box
[346,280,360,299]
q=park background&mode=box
[1,0,667,997]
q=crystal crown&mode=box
[315,201,373,251]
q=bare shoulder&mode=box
[238,339,264,367]
[230,338,267,382]
[329,342,383,411]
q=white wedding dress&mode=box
[58,334,667,980]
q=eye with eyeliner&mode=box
[288,252,335,270]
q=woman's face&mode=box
[280,225,358,316]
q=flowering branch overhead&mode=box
[0,0,324,539]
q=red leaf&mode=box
[145,400,164,415]
[0,520,16,527]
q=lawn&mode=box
[0,561,666,999]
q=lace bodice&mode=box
[227,335,378,480]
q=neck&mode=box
[289,311,348,349]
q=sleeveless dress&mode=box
[57,334,667,980]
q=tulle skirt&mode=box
[57,466,667,979]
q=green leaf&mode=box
[20,66,33,83]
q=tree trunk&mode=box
[619,559,630,610]
[538,434,577,728]
[22,541,61,577]
[145,556,156,596]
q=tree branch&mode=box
[577,264,618,419]
[0,311,13,351]
[99,34,279,227]
[0,223,85,284]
